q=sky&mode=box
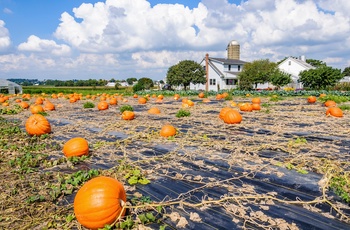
[0,0,349,81]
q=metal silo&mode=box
[226,40,240,59]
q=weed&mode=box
[330,175,350,203]
[338,104,350,111]
[83,102,95,108]
[120,104,134,113]
[176,109,191,118]
[124,169,150,185]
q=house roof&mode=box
[279,57,315,70]
[209,57,247,65]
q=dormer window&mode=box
[238,65,241,71]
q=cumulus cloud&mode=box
[18,35,71,56]
[0,20,11,52]
[1,0,350,80]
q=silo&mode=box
[226,40,240,59]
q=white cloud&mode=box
[0,20,11,51]
[1,0,350,80]
[3,8,13,14]
[18,35,71,56]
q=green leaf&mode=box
[138,178,151,185]
[128,176,139,185]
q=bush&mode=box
[176,109,191,118]
[83,102,95,109]
[120,105,133,113]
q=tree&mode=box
[238,59,277,89]
[110,78,116,82]
[126,78,137,85]
[166,60,206,90]
[343,67,350,76]
[269,70,292,89]
[306,59,327,68]
[299,66,344,90]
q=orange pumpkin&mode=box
[219,107,232,120]
[203,98,211,103]
[222,109,242,124]
[19,101,29,109]
[148,107,161,114]
[252,103,261,110]
[326,107,343,117]
[122,111,135,120]
[44,102,55,111]
[319,93,326,98]
[63,137,89,157]
[198,92,205,98]
[324,100,336,107]
[138,97,147,104]
[35,97,44,105]
[133,94,138,98]
[25,114,51,136]
[160,124,176,137]
[222,92,229,99]
[251,98,261,104]
[216,94,223,100]
[97,101,109,110]
[240,103,253,112]
[109,98,118,105]
[30,105,44,114]
[69,97,77,103]
[74,176,126,230]
[307,96,316,103]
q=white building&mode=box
[277,56,315,89]
[190,40,247,91]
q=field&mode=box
[0,92,350,230]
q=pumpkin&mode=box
[219,107,232,120]
[69,97,77,103]
[160,124,176,137]
[240,103,253,112]
[35,97,44,105]
[44,102,55,111]
[63,137,89,157]
[74,176,126,230]
[15,99,21,103]
[324,100,336,107]
[122,111,135,120]
[109,98,118,105]
[198,92,205,98]
[25,114,51,136]
[307,96,316,103]
[216,94,223,100]
[251,98,261,104]
[19,101,29,109]
[30,105,44,114]
[252,103,261,110]
[138,97,147,104]
[186,100,194,107]
[155,98,163,103]
[326,107,343,117]
[222,92,229,99]
[148,107,161,114]
[97,101,109,110]
[319,93,326,98]
[203,98,211,103]
[222,109,242,124]
[133,94,138,98]
[157,95,164,100]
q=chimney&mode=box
[300,55,306,62]
[205,53,209,92]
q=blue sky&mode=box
[0,0,349,81]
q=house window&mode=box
[238,65,241,71]
[226,79,237,85]
[228,65,231,71]
[210,79,216,85]
[288,61,291,65]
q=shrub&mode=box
[83,102,95,109]
[176,109,191,118]
[120,105,133,113]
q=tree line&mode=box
[165,58,350,91]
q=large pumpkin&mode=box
[307,96,316,103]
[222,109,242,124]
[25,114,51,136]
[324,100,336,107]
[63,137,89,157]
[44,102,55,111]
[326,107,343,117]
[251,98,261,104]
[148,107,161,114]
[160,124,176,137]
[98,101,109,110]
[138,97,147,104]
[74,176,127,229]
[30,105,44,114]
[122,111,135,120]
[219,107,232,120]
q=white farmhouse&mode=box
[190,40,247,91]
[277,56,315,89]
